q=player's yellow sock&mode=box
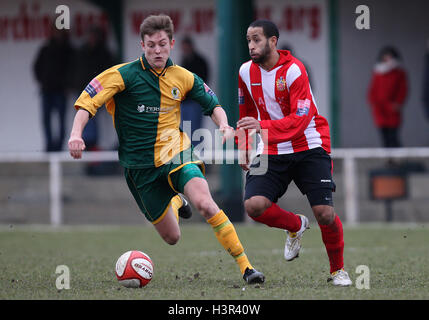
[170,195,183,223]
[207,210,253,274]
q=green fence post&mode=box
[216,0,254,221]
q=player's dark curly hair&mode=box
[249,20,279,40]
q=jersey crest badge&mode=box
[171,87,180,100]
[276,77,286,92]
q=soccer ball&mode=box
[115,250,154,288]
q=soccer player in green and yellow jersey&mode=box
[68,14,264,284]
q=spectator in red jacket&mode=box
[368,46,408,147]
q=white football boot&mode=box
[284,215,310,261]
[327,269,353,286]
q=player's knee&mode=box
[163,232,180,245]
[245,197,271,218]
[313,205,335,225]
[160,228,181,245]
[194,197,217,219]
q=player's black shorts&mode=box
[244,147,336,207]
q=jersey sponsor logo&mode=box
[203,83,216,97]
[251,83,261,86]
[238,88,245,104]
[137,104,147,112]
[137,104,174,114]
[276,76,286,91]
[137,104,160,113]
[84,78,103,98]
[171,87,180,99]
[296,99,310,116]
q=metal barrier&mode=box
[0,151,118,226]
[1,147,429,226]
[331,148,429,225]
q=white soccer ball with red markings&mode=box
[115,250,154,288]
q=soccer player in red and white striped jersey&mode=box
[236,20,352,286]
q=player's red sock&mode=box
[250,203,301,232]
[319,215,344,273]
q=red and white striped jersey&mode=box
[238,50,331,155]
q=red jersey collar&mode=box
[271,50,292,70]
[252,50,292,71]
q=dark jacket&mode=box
[33,37,75,92]
[181,52,209,83]
[72,43,116,91]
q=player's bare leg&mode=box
[244,196,272,218]
[183,177,219,220]
[312,204,335,225]
[152,193,194,245]
[184,177,265,284]
[153,206,181,245]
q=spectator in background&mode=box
[368,46,408,148]
[73,25,116,153]
[33,26,75,152]
[180,36,210,146]
[422,38,429,121]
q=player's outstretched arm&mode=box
[210,106,235,144]
[68,109,90,159]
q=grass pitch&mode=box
[1,223,428,300]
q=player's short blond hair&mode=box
[140,14,174,42]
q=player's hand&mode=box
[219,125,235,144]
[68,136,86,159]
[237,117,261,133]
[239,149,251,171]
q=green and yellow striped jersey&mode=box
[74,54,221,168]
